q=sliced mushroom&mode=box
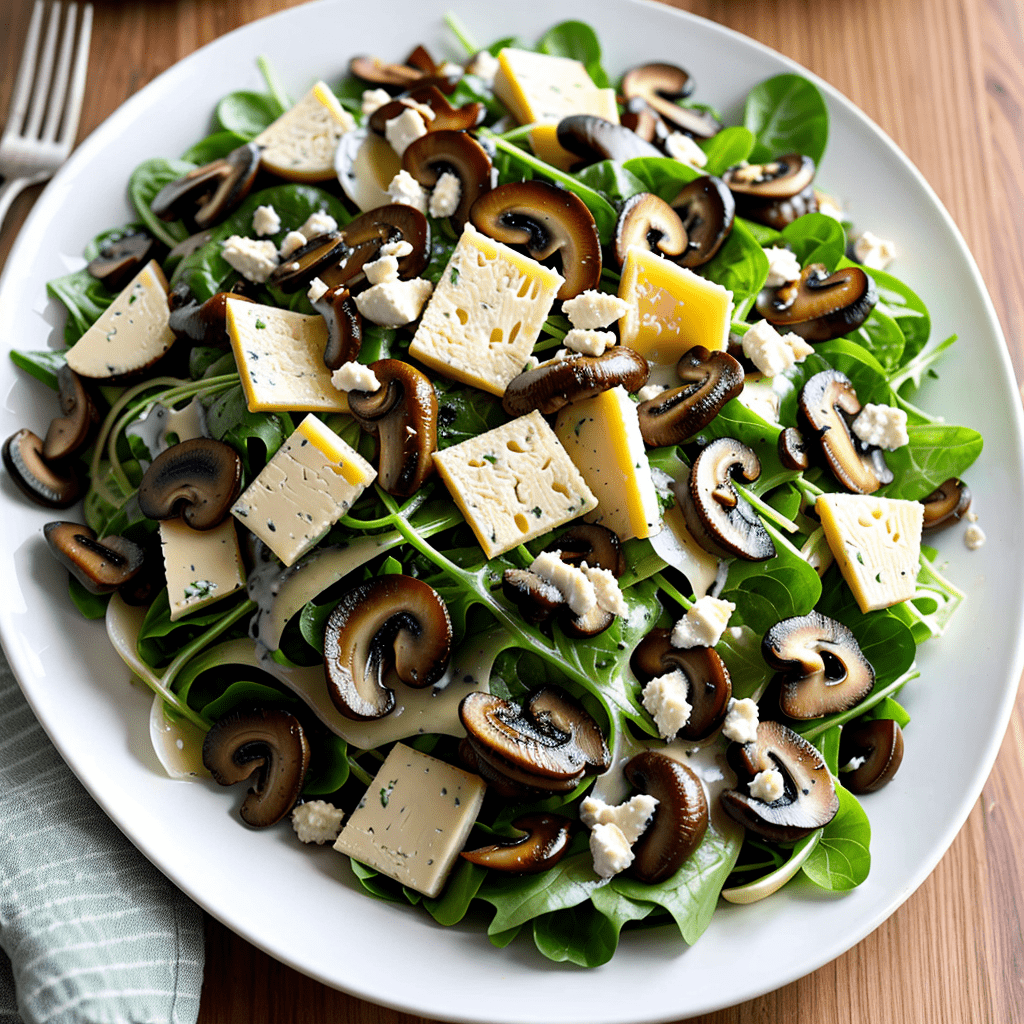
[501,567,565,625]
[756,263,877,341]
[777,426,811,471]
[921,477,972,531]
[369,86,484,135]
[202,707,311,827]
[614,193,687,268]
[799,370,893,493]
[637,346,744,447]
[556,114,663,166]
[502,348,649,417]
[839,718,904,793]
[137,438,242,529]
[168,291,254,346]
[461,813,572,873]
[762,611,875,719]
[43,521,145,595]
[323,574,452,720]
[679,437,776,561]
[42,365,100,462]
[670,175,735,268]
[166,229,214,265]
[723,154,817,229]
[525,687,609,772]
[2,429,81,508]
[630,627,732,741]
[151,142,262,229]
[620,63,721,139]
[625,750,709,883]
[349,54,426,89]
[402,130,493,229]
[721,719,839,841]
[268,230,347,293]
[346,359,437,497]
[323,204,431,288]
[311,285,363,370]
[545,523,625,577]
[620,97,670,147]
[87,231,162,291]
[470,180,601,298]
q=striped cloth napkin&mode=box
[0,652,204,1024]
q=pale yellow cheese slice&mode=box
[159,517,246,621]
[528,89,620,170]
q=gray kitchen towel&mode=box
[0,653,204,1024]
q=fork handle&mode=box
[0,174,47,235]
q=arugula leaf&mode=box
[745,73,829,165]
[128,157,197,247]
[801,785,871,890]
[537,21,609,88]
[862,695,911,728]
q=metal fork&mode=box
[0,1,93,232]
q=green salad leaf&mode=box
[745,73,829,164]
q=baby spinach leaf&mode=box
[302,730,350,795]
[780,213,846,270]
[700,125,756,177]
[717,625,771,700]
[215,90,283,138]
[574,160,647,202]
[880,423,984,500]
[740,217,782,248]
[848,308,906,372]
[423,859,486,926]
[434,376,509,449]
[128,157,197,247]
[801,785,871,890]
[814,723,842,776]
[68,576,110,619]
[10,347,67,389]
[744,73,829,165]
[538,20,609,88]
[205,384,287,478]
[181,130,248,164]
[862,695,911,728]
[699,217,769,305]
[532,898,642,967]
[621,155,701,203]
[46,269,115,344]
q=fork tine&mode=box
[23,2,62,141]
[57,2,92,150]
[2,0,45,142]
[42,3,78,143]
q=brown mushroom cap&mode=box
[268,231,347,293]
[620,97,670,147]
[2,429,82,508]
[637,345,744,447]
[545,523,625,577]
[42,365,100,462]
[620,63,721,139]
[137,438,243,529]
[721,719,839,841]
[43,521,145,595]
[461,813,573,874]
[613,193,687,268]
[402,129,494,229]
[470,180,601,299]
[777,426,812,471]
[670,175,735,268]
[323,574,452,721]
[87,231,162,291]
[921,477,972,531]
[502,348,649,417]
[556,114,663,166]
[168,290,253,346]
[756,263,877,342]
[501,567,565,625]
[346,359,437,497]
[763,611,875,719]
[323,204,431,288]
[839,718,904,793]
[799,370,893,494]
[625,750,709,883]
[369,86,484,135]
[311,285,363,370]
[680,436,777,561]
[151,143,262,229]
[201,707,311,828]
[349,54,425,89]
[525,687,609,772]
[724,154,815,200]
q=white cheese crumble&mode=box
[641,669,692,739]
[736,376,782,424]
[299,211,338,240]
[380,239,413,259]
[530,550,597,617]
[590,823,634,878]
[840,754,867,773]
[854,230,897,270]
[763,246,802,288]
[469,49,500,87]
[353,277,433,327]
[852,403,910,450]
[220,235,279,283]
[815,190,844,220]
[387,169,429,214]
[385,107,428,157]
[636,384,666,403]
[564,327,615,357]
[580,794,658,845]
[582,563,627,617]
[965,523,986,550]
[307,276,329,303]
[670,595,736,649]
[361,88,392,116]
[741,319,813,377]
[331,361,381,394]
[252,204,281,237]
[292,800,345,844]
[749,768,785,803]
[664,131,708,168]
[429,171,463,218]
[364,253,401,285]
[722,697,759,744]
[279,230,307,259]
[562,289,630,330]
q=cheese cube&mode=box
[554,386,660,541]
[816,493,924,612]
[527,88,620,170]
[618,246,733,364]
[159,517,246,621]
[65,261,175,379]
[409,224,564,395]
[231,415,376,566]
[495,48,609,124]
[433,410,597,559]
[333,743,486,898]
[225,298,349,414]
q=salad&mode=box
[1,14,985,968]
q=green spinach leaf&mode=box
[538,21,609,88]
[128,158,197,247]
[744,73,829,165]
[700,125,756,177]
[801,785,871,890]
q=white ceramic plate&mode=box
[1,1,1021,1020]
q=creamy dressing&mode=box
[124,397,207,462]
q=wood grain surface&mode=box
[2,1,1023,1021]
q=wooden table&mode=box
[2,1,1022,1021]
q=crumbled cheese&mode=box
[331,361,381,393]
[641,670,692,740]
[530,550,597,617]
[636,384,666,403]
[380,239,413,259]
[670,595,735,649]
[364,253,401,285]
[279,230,307,259]
[763,246,802,288]
[852,403,909,450]
[469,49,500,88]
[741,319,812,377]
[385,107,428,157]
[735,376,782,423]
[387,169,429,214]
[854,230,897,270]
[252,204,281,237]
[563,327,615,356]
[429,171,463,218]
[582,563,627,616]
[580,794,658,845]
[221,235,279,283]
[965,523,986,550]
[664,131,708,168]
[589,823,635,878]
[292,800,346,844]
[749,768,785,803]
[361,88,392,116]
[298,211,338,240]
[840,755,867,773]
[561,289,630,330]
[307,276,329,303]
[353,277,433,327]
[816,191,844,220]
[722,697,759,744]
